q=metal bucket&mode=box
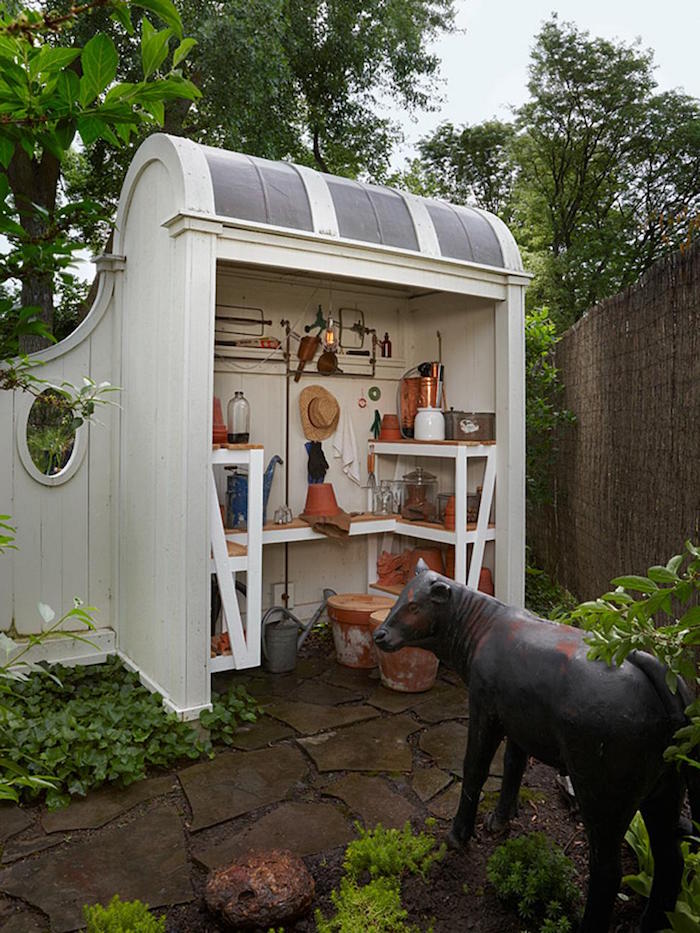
[262,618,299,673]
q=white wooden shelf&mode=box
[372,439,495,458]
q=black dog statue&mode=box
[373,560,699,933]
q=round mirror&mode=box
[26,388,80,476]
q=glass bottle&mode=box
[227,391,250,444]
[381,332,392,358]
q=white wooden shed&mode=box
[0,134,529,719]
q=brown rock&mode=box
[205,850,314,929]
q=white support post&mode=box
[494,282,526,606]
[468,449,497,590]
[245,448,264,666]
[454,447,468,583]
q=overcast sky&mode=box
[393,0,700,166]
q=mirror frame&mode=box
[16,390,89,486]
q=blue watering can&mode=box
[226,455,283,528]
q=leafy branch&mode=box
[567,541,700,768]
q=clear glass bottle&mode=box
[227,391,250,444]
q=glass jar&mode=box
[227,391,250,444]
[401,467,438,522]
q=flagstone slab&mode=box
[412,686,469,723]
[0,910,48,932]
[179,745,307,832]
[294,657,332,679]
[1,833,64,864]
[298,715,421,773]
[322,774,417,829]
[0,803,192,933]
[490,742,505,776]
[411,767,452,803]
[419,721,469,774]
[41,775,176,834]
[0,806,32,843]
[266,699,379,735]
[291,680,361,706]
[194,801,354,871]
[427,783,462,821]
[366,686,418,713]
[321,664,377,694]
[229,716,295,750]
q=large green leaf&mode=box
[0,134,14,169]
[30,47,80,79]
[172,37,197,68]
[140,18,171,78]
[133,0,183,39]
[79,34,118,106]
[610,575,658,594]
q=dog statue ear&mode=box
[415,558,430,575]
[430,580,451,604]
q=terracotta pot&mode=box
[443,495,455,530]
[408,547,444,576]
[327,594,394,668]
[369,609,439,692]
[303,483,341,517]
[445,548,495,595]
[212,396,228,444]
[379,413,402,441]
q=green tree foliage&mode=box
[416,16,700,329]
[65,0,456,254]
[0,0,201,347]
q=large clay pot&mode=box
[379,413,402,441]
[408,547,444,576]
[369,609,439,692]
[327,594,394,668]
[303,483,340,517]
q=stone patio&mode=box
[0,650,503,931]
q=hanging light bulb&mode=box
[323,314,337,351]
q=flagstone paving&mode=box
[0,652,488,930]
[193,801,355,871]
[298,715,422,773]
[0,803,192,932]
[266,698,379,734]
[321,774,417,829]
[41,774,177,833]
[179,744,308,832]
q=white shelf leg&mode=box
[468,448,497,590]
[210,468,247,663]
[454,447,468,584]
[245,449,264,666]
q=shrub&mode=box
[486,832,579,930]
[200,684,262,745]
[83,894,165,932]
[317,822,442,932]
[343,821,446,882]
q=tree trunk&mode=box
[7,147,61,353]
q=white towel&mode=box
[332,407,361,485]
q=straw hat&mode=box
[299,385,340,440]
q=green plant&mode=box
[623,811,654,899]
[317,823,443,932]
[665,836,700,933]
[316,877,420,933]
[199,685,261,744]
[84,894,165,932]
[568,541,700,769]
[525,555,578,620]
[524,308,574,507]
[343,821,446,882]
[1,655,205,807]
[486,832,580,929]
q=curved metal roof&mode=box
[202,146,522,272]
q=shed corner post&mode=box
[169,218,220,718]
[494,281,526,608]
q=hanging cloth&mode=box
[332,407,361,485]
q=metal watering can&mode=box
[226,455,283,528]
[260,589,336,673]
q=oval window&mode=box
[26,389,80,476]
